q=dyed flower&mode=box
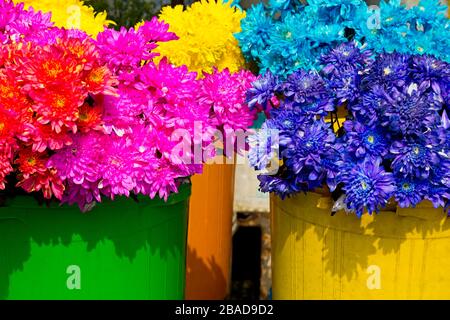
[282,118,335,180]
[199,68,257,137]
[155,0,246,75]
[320,42,373,76]
[246,71,278,111]
[343,121,388,159]
[96,26,157,73]
[341,158,395,216]
[15,148,65,199]
[410,54,450,94]
[394,177,426,208]
[391,138,440,179]
[235,3,274,61]
[366,52,410,88]
[380,84,440,135]
[281,69,334,115]
[135,17,178,43]
[258,168,304,199]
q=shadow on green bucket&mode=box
[0,184,191,300]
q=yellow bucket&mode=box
[271,192,450,299]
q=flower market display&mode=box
[0,0,256,212]
[244,0,450,217]
[155,0,246,75]
[236,0,450,77]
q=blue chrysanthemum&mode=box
[366,52,410,88]
[235,4,274,60]
[410,54,450,95]
[341,158,396,216]
[394,177,426,208]
[281,69,334,115]
[282,118,335,179]
[343,120,389,159]
[380,84,441,135]
[390,138,440,179]
[246,71,279,111]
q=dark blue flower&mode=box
[269,108,311,136]
[320,42,373,76]
[324,66,363,104]
[341,158,396,216]
[366,52,410,88]
[321,146,344,192]
[390,137,440,179]
[410,54,450,96]
[343,120,389,159]
[394,177,426,208]
[246,71,279,111]
[380,84,441,135]
[350,87,383,125]
[281,69,334,115]
[281,119,335,182]
[258,168,305,199]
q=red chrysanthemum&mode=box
[30,123,73,152]
[57,36,99,71]
[15,148,65,199]
[76,103,104,133]
[0,108,20,155]
[83,65,117,96]
[19,44,84,91]
[28,86,85,133]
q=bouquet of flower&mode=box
[236,0,450,77]
[248,41,450,216]
[0,0,256,211]
[154,0,246,75]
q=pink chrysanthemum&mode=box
[136,17,179,43]
[95,26,158,73]
[199,68,257,133]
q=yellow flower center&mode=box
[367,135,375,144]
[361,181,368,190]
[383,67,392,76]
[413,147,420,155]
[43,61,63,78]
[88,68,104,84]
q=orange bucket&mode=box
[186,162,235,300]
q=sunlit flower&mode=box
[156,0,246,75]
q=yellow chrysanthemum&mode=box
[155,0,246,76]
[14,0,113,37]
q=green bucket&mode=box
[0,184,191,300]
